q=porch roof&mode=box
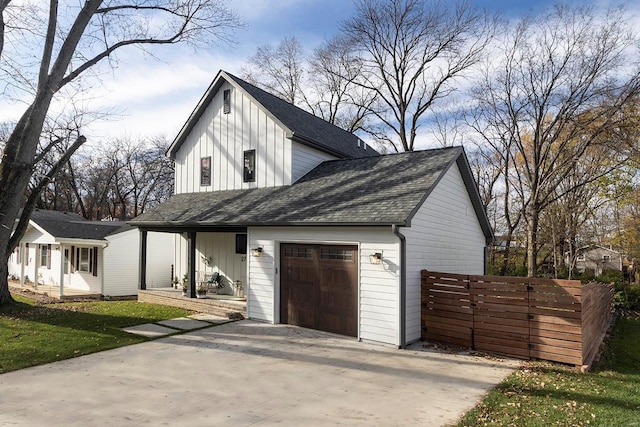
[131,147,487,233]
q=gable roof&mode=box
[29,209,130,241]
[131,146,493,242]
[167,70,378,160]
[576,245,621,255]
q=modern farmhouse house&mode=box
[130,70,493,347]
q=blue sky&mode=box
[9,0,634,145]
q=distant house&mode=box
[8,209,172,297]
[569,245,623,277]
[130,70,494,347]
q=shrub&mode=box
[614,283,640,311]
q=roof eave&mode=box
[401,147,494,244]
[55,238,108,247]
[289,133,351,159]
[168,70,297,160]
[130,220,405,229]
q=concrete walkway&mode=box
[0,320,519,426]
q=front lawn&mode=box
[457,315,640,426]
[0,294,191,373]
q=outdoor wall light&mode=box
[251,247,263,257]
[370,252,383,265]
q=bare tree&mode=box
[242,35,378,136]
[473,4,640,277]
[306,36,378,134]
[340,0,496,152]
[241,36,306,105]
[0,0,240,305]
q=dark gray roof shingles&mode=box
[225,72,378,159]
[30,210,129,240]
[131,147,461,227]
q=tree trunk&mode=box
[526,205,540,277]
[0,245,15,305]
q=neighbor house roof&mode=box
[167,70,378,160]
[131,146,494,242]
[29,209,130,242]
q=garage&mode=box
[280,243,358,337]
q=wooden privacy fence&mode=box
[421,270,614,367]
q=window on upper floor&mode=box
[577,254,585,261]
[200,156,211,186]
[603,255,611,262]
[223,89,231,114]
[243,149,255,182]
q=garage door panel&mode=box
[281,244,358,337]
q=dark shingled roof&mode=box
[30,210,130,240]
[131,147,491,237]
[225,72,378,159]
[168,70,378,160]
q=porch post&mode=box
[188,231,197,298]
[19,243,25,287]
[139,230,148,290]
[59,244,65,298]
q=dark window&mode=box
[223,89,231,114]
[76,247,93,273]
[284,247,313,258]
[40,244,50,268]
[243,149,256,182]
[64,249,69,274]
[200,157,211,186]
[235,234,247,255]
[321,248,354,261]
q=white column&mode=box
[59,244,65,298]
[19,243,25,286]
[33,245,39,290]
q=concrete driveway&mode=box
[0,320,518,426]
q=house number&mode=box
[240,256,246,262]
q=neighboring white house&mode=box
[130,70,493,347]
[8,209,173,297]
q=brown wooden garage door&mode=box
[280,244,358,337]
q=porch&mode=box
[8,279,101,300]
[138,287,246,319]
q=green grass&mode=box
[457,315,640,426]
[0,294,191,374]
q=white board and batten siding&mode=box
[174,81,292,193]
[104,230,173,296]
[173,81,342,194]
[401,162,487,343]
[173,232,247,296]
[248,226,402,346]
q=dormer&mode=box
[168,70,378,195]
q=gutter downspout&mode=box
[393,225,407,349]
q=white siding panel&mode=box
[104,231,173,296]
[248,226,401,346]
[173,232,248,295]
[291,142,338,182]
[401,163,487,343]
[104,230,138,296]
[173,81,294,194]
